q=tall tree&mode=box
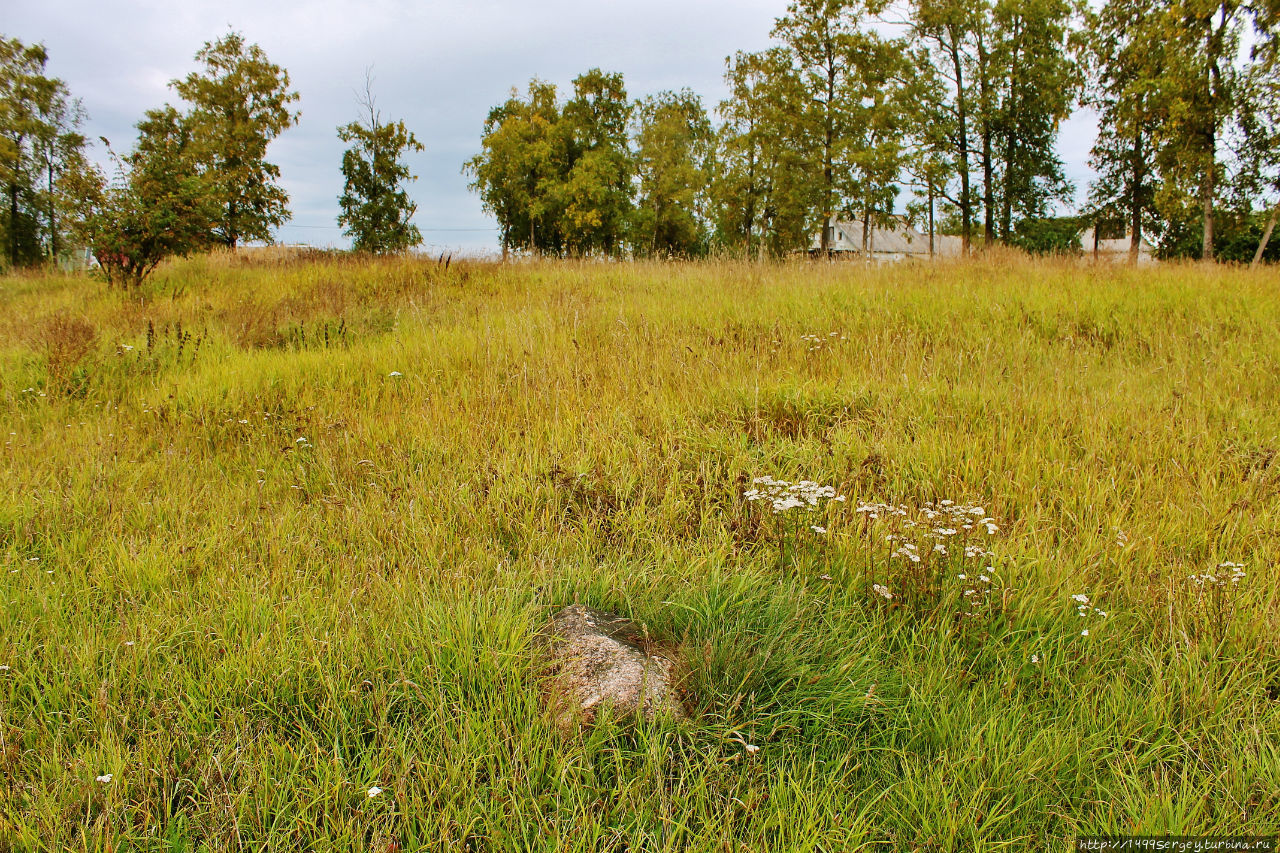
[836,34,911,254]
[33,80,87,262]
[465,79,565,256]
[1085,0,1165,263]
[557,69,632,256]
[171,31,299,248]
[990,0,1080,239]
[0,37,90,267]
[772,0,891,253]
[899,46,956,256]
[910,0,987,252]
[632,89,713,257]
[712,49,811,257]
[1238,0,1280,265]
[1151,0,1246,260]
[337,77,424,254]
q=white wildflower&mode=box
[96,774,113,784]
[367,786,383,797]
[872,583,893,601]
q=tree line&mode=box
[469,0,1280,264]
[0,32,424,286]
[4,0,1280,278]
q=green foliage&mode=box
[1149,0,1247,260]
[171,31,300,248]
[908,0,1081,250]
[86,108,216,289]
[631,89,713,257]
[467,70,634,258]
[1084,0,1163,257]
[558,70,633,256]
[988,0,1081,233]
[1008,214,1085,254]
[337,84,424,255]
[772,0,902,250]
[1159,205,1280,262]
[0,35,91,268]
[711,50,812,257]
[465,79,569,256]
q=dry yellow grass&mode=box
[1,252,1278,849]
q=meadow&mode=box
[0,252,1278,851]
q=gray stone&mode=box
[537,604,685,728]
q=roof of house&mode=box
[812,217,962,256]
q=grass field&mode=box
[1,253,1278,851]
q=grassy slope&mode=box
[0,254,1278,851]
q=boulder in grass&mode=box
[538,604,685,728]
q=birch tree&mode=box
[337,76,424,254]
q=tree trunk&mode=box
[819,48,835,255]
[1200,157,1214,262]
[948,30,971,255]
[928,182,935,258]
[228,197,239,250]
[1129,130,1144,266]
[1000,136,1014,241]
[977,30,994,248]
[1000,25,1021,242]
[1252,202,1279,268]
[47,159,58,262]
[1201,9,1219,264]
[8,182,18,267]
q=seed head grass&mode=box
[0,252,1278,849]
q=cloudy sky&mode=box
[8,0,1098,255]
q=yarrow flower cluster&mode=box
[959,569,999,619]
[1181,560,1248,648]
[1188,562,1246,587]
[799,331,847,352]
[855,498,1006,617]
[744,477,846,514]
[858,500,997,563]
[1072,592,1107,636]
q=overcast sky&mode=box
[8,0,1098,255]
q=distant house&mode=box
[810,216,963,261]
[1078,227,1157,264]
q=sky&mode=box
[7,0,1099,256]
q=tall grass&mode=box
[1,252,1278,850]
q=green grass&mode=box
[1,252,1278,850]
